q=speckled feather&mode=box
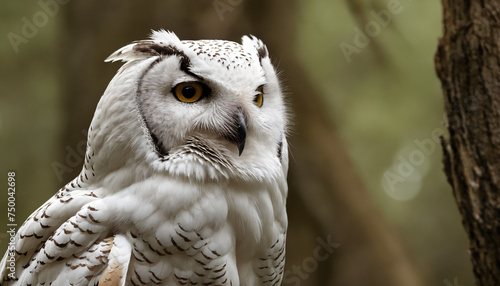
[0,30,288,286]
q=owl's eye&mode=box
[254,85,264,107]
[173,82,206,103]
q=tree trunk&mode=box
[435,2,500,285]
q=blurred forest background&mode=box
[0,0,474,285]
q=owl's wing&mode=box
[3,234,131,286]
[16,189,99,254]
[29,234,132,286]
[0,187,111,285]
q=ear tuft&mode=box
[105,30,184,63]
[241,35,269,62]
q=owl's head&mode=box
[85,30,288,183]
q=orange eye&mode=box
[254,85,264,107]
[173,82,205,103]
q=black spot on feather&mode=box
[257,44,268,64]
[277,140,283,161]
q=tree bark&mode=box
[435,2,500,285]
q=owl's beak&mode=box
[235,111,247,156]
[225,108,247,156]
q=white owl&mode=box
[0,30,288,286]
